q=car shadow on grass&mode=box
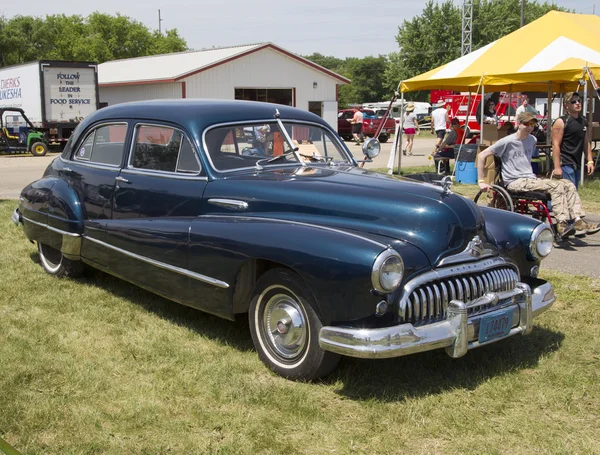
[29,253,255,352]
[328,326,564,401]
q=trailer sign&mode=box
[44,66,97,123]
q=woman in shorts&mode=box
[402,102,419,156]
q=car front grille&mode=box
[399,263,519,325]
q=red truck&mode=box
[337,108,396,143]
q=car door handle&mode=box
[115,176,130,184]
[62,167,73,173]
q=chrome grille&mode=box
[400,266,519,325]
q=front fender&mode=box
[189,215,429,324]
[480,206,544,276]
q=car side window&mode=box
[131,124,200,174]
[73,124,127,166]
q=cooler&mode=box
[455,161,477,184]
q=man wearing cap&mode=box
[431,103,450,154]
[551,91,595,189]
[477,111,599,239]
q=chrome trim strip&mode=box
[84,236,229,289]
[119,168,208,181]
[199,214,388,249]
[21,215,81,237]
[208,199,249,210]
[319,281,554,359]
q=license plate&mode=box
[478,308,513,343]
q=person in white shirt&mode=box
[430,104,450,154]
[514,95,538,128]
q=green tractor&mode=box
[0,108,49,157]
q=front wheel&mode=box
[38,242,83,277]
[30,142,48,157]
[249,268,340,380]
[378,134,389,143]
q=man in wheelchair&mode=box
[476,112,600,240]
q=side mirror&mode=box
[362,138,381,159]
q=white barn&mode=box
[98,42,349,130]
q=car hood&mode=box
[205,166,492,264]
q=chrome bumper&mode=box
[319,281,556,359]
[11,208,21,226]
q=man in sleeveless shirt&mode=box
[552,92,595,189]
[477,112,599,239]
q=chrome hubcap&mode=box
[263,294,307,360]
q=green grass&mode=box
[1,200,600,455]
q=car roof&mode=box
[80,99,327,133]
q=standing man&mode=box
[431,103,450,154]
[348,108,364,146]
[477,112,599,239]
[551,91,595,189]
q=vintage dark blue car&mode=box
[12,99,556,380]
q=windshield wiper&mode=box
[255,150,298,170]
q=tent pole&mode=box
[581,76,589,186]
[508,85,512,127]
[395,90,405,174]
[547,82,553,141]
[480,85,485,145]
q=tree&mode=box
[0,13,187,67]
[304,53,392,107]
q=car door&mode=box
[104,122,207,302]
[58,122,130,266]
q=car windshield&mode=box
[205,122,352,171]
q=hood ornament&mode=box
[466,235,484,258]
[434,175,453,194]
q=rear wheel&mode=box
[379,134,389,143]
[248,268,340,380]
[30,142,48,157]
[38,242,83,277]
[474,184,514,211]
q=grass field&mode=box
[1,200,599,455]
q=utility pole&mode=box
[158,9,163,34]
[461,0,473,56]
[520,0,525,27]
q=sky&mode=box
[0,0,596,58]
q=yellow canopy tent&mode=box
[388,11,600,179]
[401,11,600,92]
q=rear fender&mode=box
[19,177,84,259]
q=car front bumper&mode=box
[319,281,555,359]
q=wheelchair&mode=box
[473,156,560,241]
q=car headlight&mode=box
[372,249,404,293]
[530,224,553,260]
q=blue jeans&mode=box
[561,165,580,189]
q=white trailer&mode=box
[0,60,99,148]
